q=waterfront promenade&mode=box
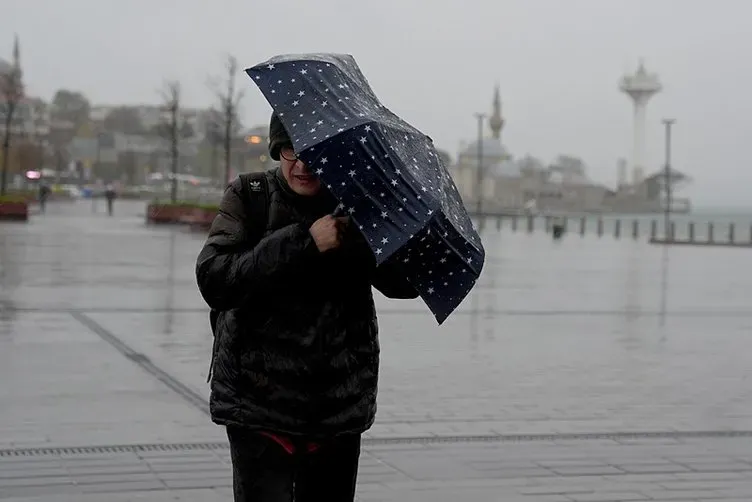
[2,200,752,500]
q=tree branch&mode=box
[1,62,23,195]
[158,79,181,202]
[208,54,244,185]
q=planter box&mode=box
[7,193,36,203]
[0,201,30,221]
[178,207,218,230]
[146,203,184,224]
[146,203,218,229]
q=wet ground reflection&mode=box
[2,200,752,436]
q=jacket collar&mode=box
[272,166,338,215]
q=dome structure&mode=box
[457,137,510,173]
[461,137,508,159]
[491,159,522,177]
[456,85,511,175]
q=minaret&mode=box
[9,34,23,97]
[488,84,504,140]
[12,34,19,69]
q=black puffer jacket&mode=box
[195,168,418,438]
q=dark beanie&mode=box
[268,112,292,161]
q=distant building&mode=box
[0,37,50,179]
[0,95,50,137]
[451,86,691,214]
[90,104,212,139]
[0,37,49,138]
[242,125,274,173]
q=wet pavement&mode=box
[2,200,752,500]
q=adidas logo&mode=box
[249,180,262,191]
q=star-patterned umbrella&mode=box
[246,53,485,324]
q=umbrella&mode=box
[246,53,484,324]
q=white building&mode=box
[452,87,636,214]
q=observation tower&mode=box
[619,60,662,185]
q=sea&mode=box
[477,206,752,241]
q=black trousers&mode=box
[226,426,361,502]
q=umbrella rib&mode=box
[429,216,484,276]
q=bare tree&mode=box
[18,114,44,176]
[205,108,222,183]
[0,38,23,196]
[158,80,181,203]
[209,55,244,185]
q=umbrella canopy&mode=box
[246,53,484,324]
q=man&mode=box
[38,182,51,213]
[195,113,418,502]
[104,183,116,216]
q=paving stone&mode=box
[0,477,74,489]
[147,462,226,474]
[72,472,160,485]
[659,479,752,491]
[65,464,153,475]
[680,461,752,472]
[161,477,231,490]
[565,493,650,502]
[77,479,167,493]
[0,484,81,499]
[4,201,752,500]
[637,489,726,500]
[155,470,230,481]
[614,463,690,474]
[550,465,627,476]
[0,488,227,502]
[0,469,67,480]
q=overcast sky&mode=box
[3,0,750,207]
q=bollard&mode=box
[580,217,586,236]
[670,222,675,241]
[708,222,714,243]
[614,219,621,239]
[496,216,501,231]
[527,215,534,233]
[597,218,604,237]
[632,220,639,239]
[729,223,735,243]
[650,220,657,240]
[511,215,517,232]
[688,222,695,242]
[545,216,552,233]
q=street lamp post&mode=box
[92,132,103,213]
[662,118,675,241]
[473,112,486,229]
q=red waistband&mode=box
[258,431,320,454]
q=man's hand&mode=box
[309,215,349,252]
